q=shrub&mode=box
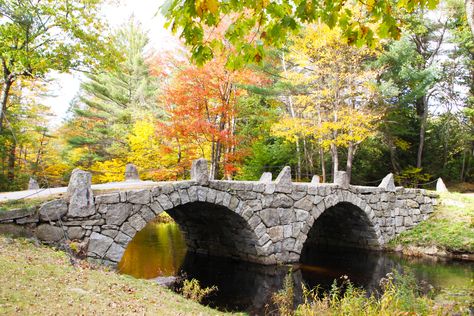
[181,278,217,303]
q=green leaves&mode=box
[162,0,440,67]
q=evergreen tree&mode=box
[66,20,162,168]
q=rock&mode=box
[378,173,396,192]
[103,203,133,226]
[154,276,179,288]
[334,171,349,188]
[310,175,320,185]
[67,226,85,240]
[190,158,209,185]
[67,169,95,218]
[275,166,292,186]
[260,209,279,227]
[28,177,40,190]
[125,163,140,181]
[39,199,67,221]
[436,178,448,193]
[0,207,36,222]
[36,224,64,242]
[126,189,150,204]
[87,232,114,258]
[259,172,272,183]
[0,223,33,237]
[104,242,125,262]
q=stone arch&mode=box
[294,190,383,260]
[107,185,266,265]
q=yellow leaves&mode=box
[271,116,315,141]
[195,0,219,16]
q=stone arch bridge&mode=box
[0,159,437,265]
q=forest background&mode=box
[0,0,472,192]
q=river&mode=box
[117,221,473,315]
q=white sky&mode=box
[45,0,178,126]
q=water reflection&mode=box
[119,221,474,315]
[118,221,187,278]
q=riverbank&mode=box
[0,235,232,315]
[387,192,474,260]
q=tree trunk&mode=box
[0,79,13,132]
[416,96,428,169]
[330,143,338,181]
[7,142,15,181]
[346,143,356,183]
[319,147,326,183]
[466,0,474,36]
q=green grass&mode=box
[0,236,234,315]
[389,192,474,254]
[0,197,53,212]
[275,270,473,316]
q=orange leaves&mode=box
[161,55,267,178]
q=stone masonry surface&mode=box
[0,161,437,266]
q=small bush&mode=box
[272,270,295,315]
[181,278,217,303]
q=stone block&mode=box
[67,169,95,218]
[436,178,448,193]
[334,171,349,188]
[149,202,163,215]
[264,183,276,194]
[67,226,85,240]
[120,222,137,238]
[311,175,320,185]
[378,173,396,192]
[88,232,113,258]
[275,167,292,186]
[248,215,262,229]
[294,197,313,211]
[139,206,156,222]
[268,226,284,242]
[115,231,132,246]
[0,207,36,222]
[125,163,140,181]
[128,214,147,232]
[260,208,279,227]
[127,190,150,204]
[279,208,296,225]
[295,209,309,222]
[103,203,132,226]
[169,191,182,206]
[259,172,272,183]
[95,193,120,204]
[104,243,125,262]
[36,224,64,242]
[156,194,174,210]
[271,194,293,208]
[191,158,209,185]
[28,177,40,190]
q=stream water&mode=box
[118,222,473,315]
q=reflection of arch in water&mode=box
[118,221,186,279]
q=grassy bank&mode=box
[388,192,474,257]
[0,236,231,315]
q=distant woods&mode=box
[0,0,472,191]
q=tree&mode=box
[65,20,162,168]
[162,54,267,179]
[271,24,380,182]
[161,0,439,66]
[0,0,113,132]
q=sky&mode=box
[45,0,177,126]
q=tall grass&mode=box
[273,270,471,316]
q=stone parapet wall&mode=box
[0,160,438,266]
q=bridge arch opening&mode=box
[300,202,380,263]
[165,201,259,259]
[119,201,260,274]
